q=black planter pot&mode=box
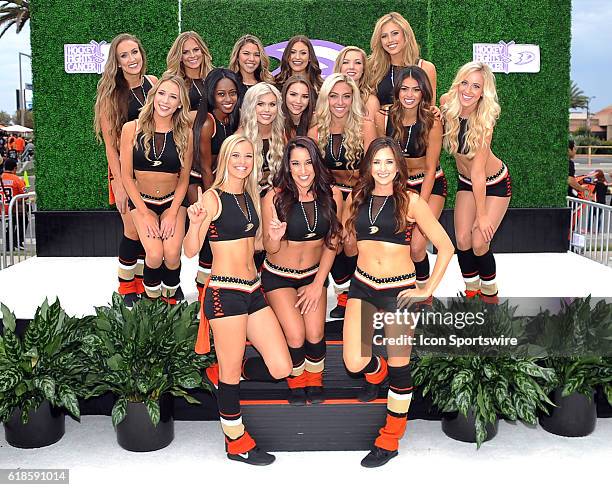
[539,388,596,437]
[3,400,65,449]
[116,395,174,452]
[442,407,498,443]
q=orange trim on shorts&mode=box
[195,276,212,354]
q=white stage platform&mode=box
[0,252,611,319]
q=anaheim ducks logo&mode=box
[245,223,254,232]
[304,232,316,239]
[369,226,379,234]
[151,160,163,167]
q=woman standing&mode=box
[280,75,316,140]
[165,31,213,111]
[94,33,158,305]
[186,134,292,465]
[369,12,437,110]
[308,73,364,318]
[370,66,446,294]
[343,137,453,467]
[192,68,241,298]
[275,35,324,93]
[334,45,380,119]
[228,34,275,99]
[119,74,191,302]
[261,137,343,404]
[441,61,511,302]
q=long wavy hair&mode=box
[228,34,275,84]
[281,75,316,139]
[134,74,192,167]
[441,61,500,159]
[333,46,374,106]
[212,134,262,240]
[369,12,421,90]
[192,68,241,168]
[275,35,324,92]
[239,83,286,185]
[271,136,341,249]
[390,66,434,155]
[345,137,415,237]
[314,73,365,170]
[94,33,147,147]
[165,31,213,81]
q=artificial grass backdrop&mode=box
[30,0,570,210]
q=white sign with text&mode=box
[473,41,540,74]
[64,41,110,74]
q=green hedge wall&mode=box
[428,0,571,207]
[30,0,178,211]
[31,0,570,210]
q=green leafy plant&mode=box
[0,299,95,424]
[81,294,214,427]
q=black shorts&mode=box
[189,170,203,186]
[457,164,512,198]
[203,275,268,319]
[128,192,189,216]
[335,184,352,201]
[407,168,448,197]
[348,266,416,310]
[260,258,329,293]
[198,237,213,274]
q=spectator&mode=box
[14,135,25,154]
[0,134,6,157]
[568,140,590,199]
[7,134,16,150]
[1,158,28,250]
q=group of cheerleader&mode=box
[94,11,511,468]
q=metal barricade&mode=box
[1,192,36,269]
[567,196,611,266]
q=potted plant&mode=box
[81,294,213,452]
[0,300,95,448]
[412,297,557,448]
[529,297,612,437]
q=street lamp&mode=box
[18,52,32,127]
[586,95,596,138]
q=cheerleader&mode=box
[119,74,192,302]
[94,33,158,306]
[334,45,380,119]
[275,35,324,93]
[228,34,275,99]
[441,62,511,302]
[342,137,453,467]
[192,68,241,298]
[165,31,213,111]
[280,75,316,139]
[307,73,364,318]
[261,136,343,404]
[185,134,292,465]
[369,12,437,110]
[369,66,446,295]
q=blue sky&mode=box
[0,0,610,115]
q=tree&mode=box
[0,110,11,125]
[0,1,29,39]
[570,80,588,109]
[13,109,32,128]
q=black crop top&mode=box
[376,60,422,107]
[207,190,259,241]
[132,131,181,174]
[285,199,330,242]
[127,76,153,122]
[458,117,469,155]
[385,116,426,158]
[355,195,415,246]
[323,134,359,171]
[261,139,270,173]
[210,113,232,156]
[189,78,206,111]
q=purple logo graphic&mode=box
[264,40,346,78]
[64,40,109,74]
[473,41,540,74]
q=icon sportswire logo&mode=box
[264,40,346,78]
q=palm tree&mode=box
[0,1,29,39]
[570,80,588,109]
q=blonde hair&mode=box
[314,73,364,170]
[228,34,275,84]
[368,12,420,90]
[212,134,262,239]
[441,62,500,159]
[134,74,192,167]
[333,46,374,105]
[239,83,286,185]
[165,31,213,81]
[94,33,147,147]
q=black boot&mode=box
[360,446,398,468]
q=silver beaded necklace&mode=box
[368,195,389,226]
[328,134,344,166]
[130,78,145,107]
[401,123,414,155]
[300,200,318,234]
[151,132,167,166]
[233,193,253,231]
